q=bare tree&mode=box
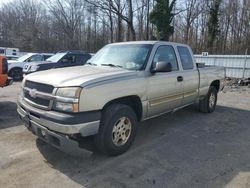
[0,0,249,54]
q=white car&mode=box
[0,47,20,57]
[8,53,53,80]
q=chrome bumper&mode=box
[23,118,92,156]
[17,97,100,136]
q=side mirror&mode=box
[151,61,172,73]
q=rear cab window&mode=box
[177,46,194,70]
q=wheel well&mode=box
[103,96,143,121]
[210,80,220,92]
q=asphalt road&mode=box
[0,82,250,188]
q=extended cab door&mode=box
[177,46,199,105]
[147,45,183,117]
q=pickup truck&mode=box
[17,41,225,156]
[8,53,53,80]
[22,51,92,75]
[0,56,13,87]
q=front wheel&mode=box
[8,68,23,81]
[199,86,218,113]
[94,104,138,156]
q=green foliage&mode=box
[207,0,222,51]
[149,0,177,41]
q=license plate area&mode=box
[37,127,48,140]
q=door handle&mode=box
[177,76,183,82]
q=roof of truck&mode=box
[108,41,190,47]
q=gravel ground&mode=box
[0,82,250,188]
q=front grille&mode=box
[24,92,50,107]
[24,80,54,108]
[25,80,54,93]
[23,65,29,71]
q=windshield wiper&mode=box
[101,63,123,68]
[86,62,97,66]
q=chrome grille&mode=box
[24,80,54,93]
[23,80,54,109]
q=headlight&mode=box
[56,87,81,98]
[29,65,39,72]
[54,87,82,112]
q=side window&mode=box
[76,54,85,64]
[62,54,76,64]
[28,55,43,62]
[152,45,178,71]
[177,46,194,70]
[78,54,91,64]
[44,55,52,60]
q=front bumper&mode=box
[23,118,92,156]
[17,96,101,136]
[17,96,101,155]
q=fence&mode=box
[194,55,250,78]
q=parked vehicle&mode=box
[0,56,12,87]
[8,53,53,80]
[0,47,20,57]
[6,55,19,60]
[23,51,92,75]
[17,41,225,156]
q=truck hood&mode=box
[24,65,141,87]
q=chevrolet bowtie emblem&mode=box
[29,89,37,98]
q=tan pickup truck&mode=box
[17,41,225,156]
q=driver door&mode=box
[147,45,183,117]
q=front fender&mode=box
[8,62,24,71]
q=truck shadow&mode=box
[0,101,22,129]
[36,105,250,188]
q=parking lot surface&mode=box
[1,82,250,188]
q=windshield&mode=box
[17,54,34,62]
[89,44,153,70]
[46,53,66,62]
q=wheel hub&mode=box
[112,117,132,146]
[209,93,216,108]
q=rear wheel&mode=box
[199,86,218,113]
[9,68,23,81]
[94,104,137,156]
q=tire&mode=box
[199,86,218,113]
[8,68,23,81]
[94,104,138,156]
